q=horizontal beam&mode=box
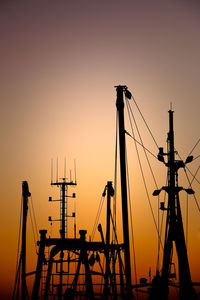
[38,237,124,251]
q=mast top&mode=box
[115,85,132,111]
[115,85,132,98]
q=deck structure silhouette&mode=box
[149,110,197,300]
[30,86,134,300]
[13,86,200,300]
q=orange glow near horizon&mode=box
[1,1,200,299]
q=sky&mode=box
[0,0,200,299]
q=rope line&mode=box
[14,196,23,287]
[191,165,200,185]
[156,176,168,271]
[188,138,200,157]
[125,130,158,160]
[126,98,165,267]
[131,96,159,149]
[125,144,138,293]
[91,196,105,241]
[176,151,200,185]
[187,166,200,242]
[184,168,200,213]
[186,193,188,248]
[30,196,39,241]
[185,166,200,185]
[192,154,200,162]
[113,110,118,242]
[109,213,126,274]
[125,99,163,250]
[183,156,200,248]
[29,203,38,254]
[126,100,159,189]
[110,211,119,245]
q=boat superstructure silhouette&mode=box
[13,86,200,300]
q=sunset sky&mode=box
[1,0,200,299]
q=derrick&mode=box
[150,110,197,300]
[13,86,200,300]
[12,181,31,300]
[115,85,133,299]
[31,177,129,299]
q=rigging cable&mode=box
[125,143,138,298]
[187,164,200,187]
[184,164,200,246]
[130,93,163,256]
[126,100,159,190]
[110,211,126,275]
[125,120,163,266]
[190,165,200,186]
[176,150,200,185]
[188,138,200,157]
[113,110,118,242]
[13,195,23,299]
[192,154,200,162]
[131,95,159,149]
[125,130,158,160]
[91,195,105,241]
[185,165,200,185]
[157,176,168,271]
[15,195,23,276]
[184,168,200,213]
[30,196,39,241]
[186,193,189,248]
[176,151,200,212]
[184,165,200,247]
[125,98,163,251]
[110,210,119,245]
[29,199,38,255]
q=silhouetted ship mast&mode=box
[13,86,199,300]
[149,110,197,300]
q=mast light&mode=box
[185,156,193,164]
[157,148,166,163]
[125,89,132,99]
[184,188,195,195]
[153,189,161,196]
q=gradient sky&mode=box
[1,0,200,299]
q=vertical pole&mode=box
[161,111,196,300]
[169,110,176,225]
[61,182,65,239]
[161,110,176,299]
[105,181,114,296]
[169,110,195,299]
[59,181,66,299]
[106,181,113,246]
[58,251,64,300]
[21,181,31,300]
[31,230,47,300]
[79,230,94,299]
[116,85,132,297]
[162,111,175,279]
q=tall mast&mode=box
[151,110,197,300]
[104,181,114,297]
[51,178,76,239]
[21,181,31,300]
[162,110,196,299]
[115,85,132,297]
[12,181,31,300]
